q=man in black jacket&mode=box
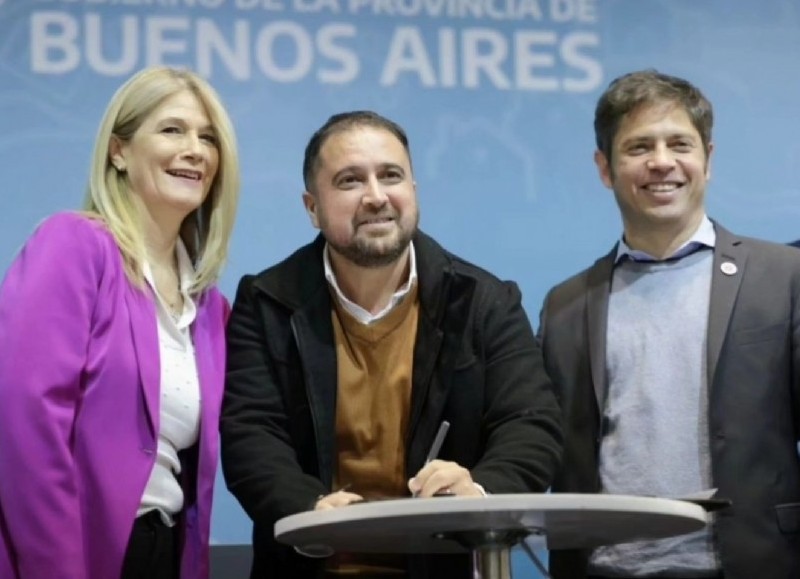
[220,111,562,578]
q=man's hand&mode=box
[407,459,485,497]
[313,489,365,510]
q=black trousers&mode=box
[121,510,178,579]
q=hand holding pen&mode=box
[407,421,485,498]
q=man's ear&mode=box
[108,135,127,171]
[302,191,320,229]
[594,149,613,189]
[704,142,714,181]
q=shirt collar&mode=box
[323,241,417,325]
[615,215,716,264]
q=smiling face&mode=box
[596,102,713,245]
[110,89,219,224]
[303,125,419,268]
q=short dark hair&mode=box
[594,70,713,162]
[302,111,411,193]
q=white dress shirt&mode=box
[138,240,201,526]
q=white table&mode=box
[275,493,709,579]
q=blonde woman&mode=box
[0,67,239,579]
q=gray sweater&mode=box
[590,248,720,577]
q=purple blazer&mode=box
[0,212,228,579]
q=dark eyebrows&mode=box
[668,133,697,143]
[618,136,651,149]
[381,162,406,174]
[331,162,406,181]
[331,165,360,181]
[619,132,697,148]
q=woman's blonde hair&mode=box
[84,66,239,294]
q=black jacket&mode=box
[221,231,562,578]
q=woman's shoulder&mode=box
[35,210,108,237]
[30,211,116,252]
[17,211,121,274]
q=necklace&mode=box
[165,294,183,321]
[151,264,183,321]
[153,283,183,320]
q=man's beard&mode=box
[328,215,418,268]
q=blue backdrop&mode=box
[2,0,799,574]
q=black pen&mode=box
[424,420,450,465]
[412,420,451,498]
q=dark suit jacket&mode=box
[539,224,800,579]
[221,231,562,578]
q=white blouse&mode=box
[137,240,201,526]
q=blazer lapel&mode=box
[292,290,339,489]
[125,286,160,436]
[191,299,224,452]
[707,225,747,387]
[406,311,445,470]
[405,235,461,470]
[586,249,615,416]
[407,272,473,469]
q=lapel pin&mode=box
[720,261,737,276]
